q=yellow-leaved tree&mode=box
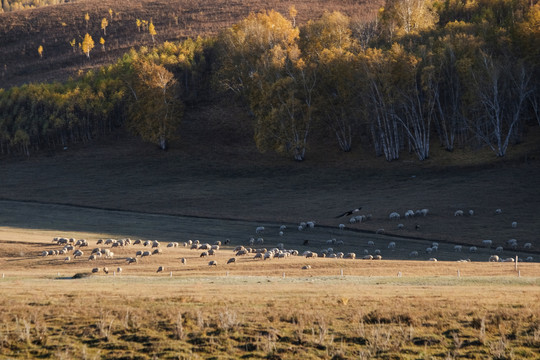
[149,21,157,43]
[38,45,43,58]
[82,33,94,58]
[127,56,183,150]
[101,18,108,35]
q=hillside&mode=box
[0,0,383,88]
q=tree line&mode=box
[0,0,538,160]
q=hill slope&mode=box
[0,0,383,88]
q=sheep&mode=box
[482,240,493,248]
[425,247,433,254]
[397,224,404,230]
[489,255,500,262]
[304,251,318,258]
[376,229,385,234]
[506,239,518,249]
[73,250,84,258]
[152,240,160,248]
[524,243,532,249]
[103,267,109,274]
[208,249,216,256]
[525,256,533,262]
[306,221,315,229]
[256,238,264,245]
[133,239,142,245]
[256,226,265,234]
[116,267,122,274]
[135,250,143,257]
[409,251,418,257]
[454,210,464,216]
[233,246,245,252]
[363,255,373,260]
[126,257,137,264]
[88,254,97,261]
[208,260,218,266]
[495,246,504,253]
[495,208,502,214]
[236,249,248,256]
[389,212,400,220]
[227,257,236,264]
[276,243,284,250]
[141,251,151,257]
[200,251,208,258]
[264,252,274,260]
[156,266,164,273]
[64,256,71,262]
[91,267,99,273]
[326,239,336,245]
[387,242,396,250]
[501,258,515,262]
[279,231,284,236]
[181,258,187,265]
[214,241,222,246]
[152,248,162,255]
[338,224,345,230]
[336,252,344,259]
[335,240,344,246]
[41,251,48,257]
[428,258,437,262]
[367,240,375,247]
[199,243,211,250]
[469,246,478,253]
[253,253,263,259]
[344,252,356,259]
[302,265,311,270]
[420,209,429,216]
[363,249,369,255]
[279,225,287,231]
[374,249,381,255]
[190,244,200,250]
[468,210,474,216]
[511,221,517,228]
[404,210,415,218]
[374,254,382,260]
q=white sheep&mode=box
[409,251,418,257]
[489,255,499,262]
[374,249,381,255]
[367,240,375,247]
[525,256,533,262]
[501,258,515,262]
[524,243,532,249]
[389,212,400,220]
[428,258,437,262]
[397,224,404,229]
[388,242,396,249]
[208,260,218,266]
[338,224,345,230]
[255,226,265,233]
[64,256,71,262]
[495,208,502,214]
[454,245,462,252]
[73,250,83,258]
[425,247,433,254]
[363,255,373,260]
[495,246,503,253]
[454,210,464,216]
[469,246,478,253]
[482,240,493,248]
[374,254,382,260]
[344,252,356,259]
[181,258,187,265]
[306,221,315,229]
[420,209,429,216]
[116,267,122,274]
[91,268,99,273]
[468,210,474,216]
[279,225,287,231]
[404,210,415,218]
[302,265,311,270]
[336,252,344,258]
[511,222,517,228]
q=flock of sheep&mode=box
[37,205,536,275]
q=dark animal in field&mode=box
[335,207,362,218]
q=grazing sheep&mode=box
[133,239,142,245]
[279,225,287,231]
[41,251,48,257]
[501,257,515,262]
[88,254,97,261]
[506,239,518,249]
[404,210,415,218]
[374,249,381,255]
[103,267,109,274]
[468,210,474,216]
[420,209,429,216]
[363,249,369,255]
[454,210,464,216]
[256,226,265,233]
[335,240,344,246]
[397,224,404,229]
[73,250,84,258]
[199,244,211,250]
[208,260,218,266]
[376,228,385,234]
[336,252,344,259]
[367,240,375,247]
[64,256,71,262]
[344,252,356,259]
[482,240,493,248]
[180,258,187,265]
[141,251,151,257]
[363,255,373,260]
[338,224,345,230]
[425,247,433,254]
[495,246,504,253]
[525,256,533,262]
[116,267,122,274]
[214,241,222,246]
[253,253,263,260]
[495,208,502,214]
[152,248,163,255]
[389,212,400,220]
[524,243,532,249]
[200,252,208,258]
[263,252,274,260]
[489,255,499,262]
[157,266,164,273]
[227,258,236,264]
[409,251,418,257]
[256,238,264,245]
[304,251,318,258]
[374,255,382,260]
[126,257,137,264]
[152,241,160,248]
[233,246,245,252]
[302,265,311,270]
[208,249,216,256]
[236,249,248,256]
[469,246,478,253]
[91,268,99,273]
[190,244,200,250]
[279,231,284,236]
[511,221,517,228]
[306,221,315,229]
[136,250,143,257]
[428,258,437,262]
[388,242,396,250]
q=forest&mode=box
[0,0,539,161]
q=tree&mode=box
[149,21,157,43]
[379,0,438,39]
[109,8,113,21]
[37,45,43,59]
[69,38,76,53]
[136,19,141,32]
[82,33,94,58]
[84,12,90,31]
[100,37,105,51]
[101,17,108,35]
[128,58,183,150]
